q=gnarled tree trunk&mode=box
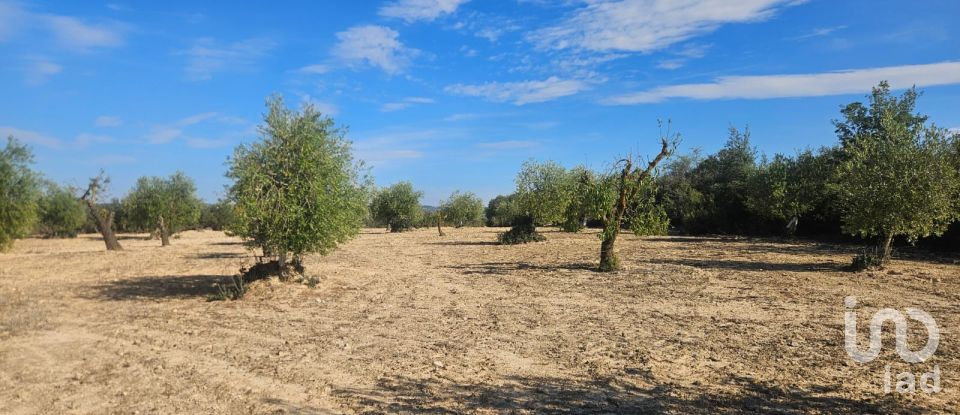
[158,215,170,246]
[598,136,674,272]
[84,200,123,251]
[437,212,445,236]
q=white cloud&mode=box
[604,61,960,104]
[331,25,417,75]
[94,116,123,127]
[295,64,330,74]
[182,37,276,81]
[446,76,587,105]
[24,57,62,85]
[147,127,182,144]
[379,0,469,22]
[788,25,847,41]
[381,96,435,112]
[300,95,339,116]
[0,126,62,148]
[531,0,800,53]
[45,15,125,51]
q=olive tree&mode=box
[122,172,202,246]
[199,199,234,231]
[585,129,677,272]
[499,160,572,243]
[484,194,519,227]
[440,190,484,228]
[80,173,123,251]
[0,137,40,250]
[370,181,423,232]
[227,96,370,273]
[37,182,87,238]
[835,83,960,266]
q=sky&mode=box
[1,0,959,204]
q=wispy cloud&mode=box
[656,43,710,69]
[604,61,960,104]
[446,76,587,105]
[294,64,330,75]
[94,115,123,127]
[300,95,339,116]
[23,56,62,85]
[531,0,800,53]
[381,96,435,112]
[44,15,126,51]
[788,25,847,41]
[331,25,417,75]
[147,112,250,144]
[0,125,62,148]
[379,0,469,22]
[181,37,276,81]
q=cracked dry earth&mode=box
[0,228,958,414]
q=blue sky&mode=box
[2,0,959,204]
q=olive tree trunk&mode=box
[84,200,123,251]
[437,212,445,236]
[598,138,673,272]
[158,215,171,246]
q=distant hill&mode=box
[422,205,438,213]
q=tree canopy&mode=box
[0,137,40,250]
[37,182,86,238]
[834,84,960,265]
[122,172,202,245]
[227,96,370,269]
[440,190,484,228]
[370,181,423,232]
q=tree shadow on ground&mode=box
[426,241,500,246]
[643,257,846,273]
[90,274,230,300]
[335,373,925,414]
[445,261,598,275]
[211,240,244,246]
[190,252,249,259]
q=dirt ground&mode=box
[0,228,957,414]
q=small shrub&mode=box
[496,217,545,245]
[209,275,246,301]
[849,247,884,271]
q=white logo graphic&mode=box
[843,296,939,363]
[843,296,942,394]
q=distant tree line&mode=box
[1,83,957,273]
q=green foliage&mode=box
[746,148,839,228]
[227,96,370,264]
[834,83,960,262]
[440,190,484,228]
[657,152,707,231]
[370,181,423,232]
[560,166,595,232]
[122,172,202,237]
[849,247,884,272]
[484,194,519,227]
[199,200,234,231]
[515,160,573,226]
[689,127,758,233]
[37,182,86,238]
[834,81,928,148]
[627,183,670,236]
[0,137,40,250]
